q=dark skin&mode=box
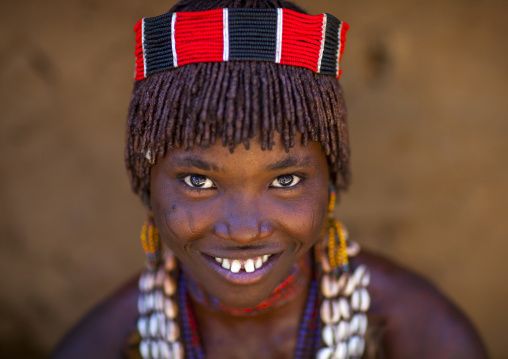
[52,138,489,359]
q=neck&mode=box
[184,253,315,359]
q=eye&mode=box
[270,174,301,188]
[183,174,215,189]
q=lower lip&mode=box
[201,253,281,285]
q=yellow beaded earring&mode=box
[140,217,162,269]
[325,183,349,272]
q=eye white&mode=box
[270,174,301,188]
[183,175,215,189]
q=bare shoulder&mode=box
[51,275,140,359]
[353,250,489,359]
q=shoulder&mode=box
[51,275,140,359]
[353,250,489,359]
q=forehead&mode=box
[157,137,328,174]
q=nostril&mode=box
[213,222,229,240]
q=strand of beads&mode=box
[317,229,371,359]
[138,250,184,359]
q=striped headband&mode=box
[134,8,349,81]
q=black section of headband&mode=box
[228,9,277,62]
[144,14,175,75]
[320,15,340,76]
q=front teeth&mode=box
[215,255,272,274]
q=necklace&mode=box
[136,238,371,359]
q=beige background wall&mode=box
[1,0,506,358]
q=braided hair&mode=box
[125,0,351,208]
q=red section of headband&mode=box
[280,10,323,72]
[175,9,224,66]
[134,18,145,81]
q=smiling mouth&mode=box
[215,255,272,273]
[201,252,281,285]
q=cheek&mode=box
[275,191,329,248]
[151,190,213,255]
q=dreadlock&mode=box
[126,0,351,208]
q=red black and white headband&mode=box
[134,8,349,81]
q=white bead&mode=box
[166,319,180,342]
[337,320,349,341]
[164,275,177,296]
[334,342,348,359]
[316,347,334,359]
[137,316,148,337]
[172,341,184,359]
[322,324,337,347]
[338,298,351,320]
[320,299,340,324]
[139,340,150,359]
[164,298,178,319]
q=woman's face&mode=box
[150,137,330,308]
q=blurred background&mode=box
[0,0,506,357]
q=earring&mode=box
[140,217,162,268]
[326,184,349,272]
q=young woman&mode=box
[52,0,488,358]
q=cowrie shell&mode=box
[155,267,165,287]
[322,324,337,346]
[321,274,339,298]
[164,275,177,296]
[172,341,184,359]
[334,341,348,359]
[320,299,340,324]
[164,298,178,319]
[317,347,334,359]
[139,340,150,359]
[137,316,148,337]
[338,298,351,320]
[159,340,171,359]
[166,320,180,342]
[154,290,164,311]
[337,320,349,341]
[360,288,371,312]
[351,289,361,311]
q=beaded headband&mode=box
[134,8,349,81]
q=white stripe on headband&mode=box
[223,8,230,62]
[275,8,283,64]
[171,13,178,68]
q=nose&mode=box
[213,194,273,244]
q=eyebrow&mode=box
[267,156,313,171]
[170,156,221,172]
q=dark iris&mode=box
[190,175,207,187]
[277,174,294,186]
